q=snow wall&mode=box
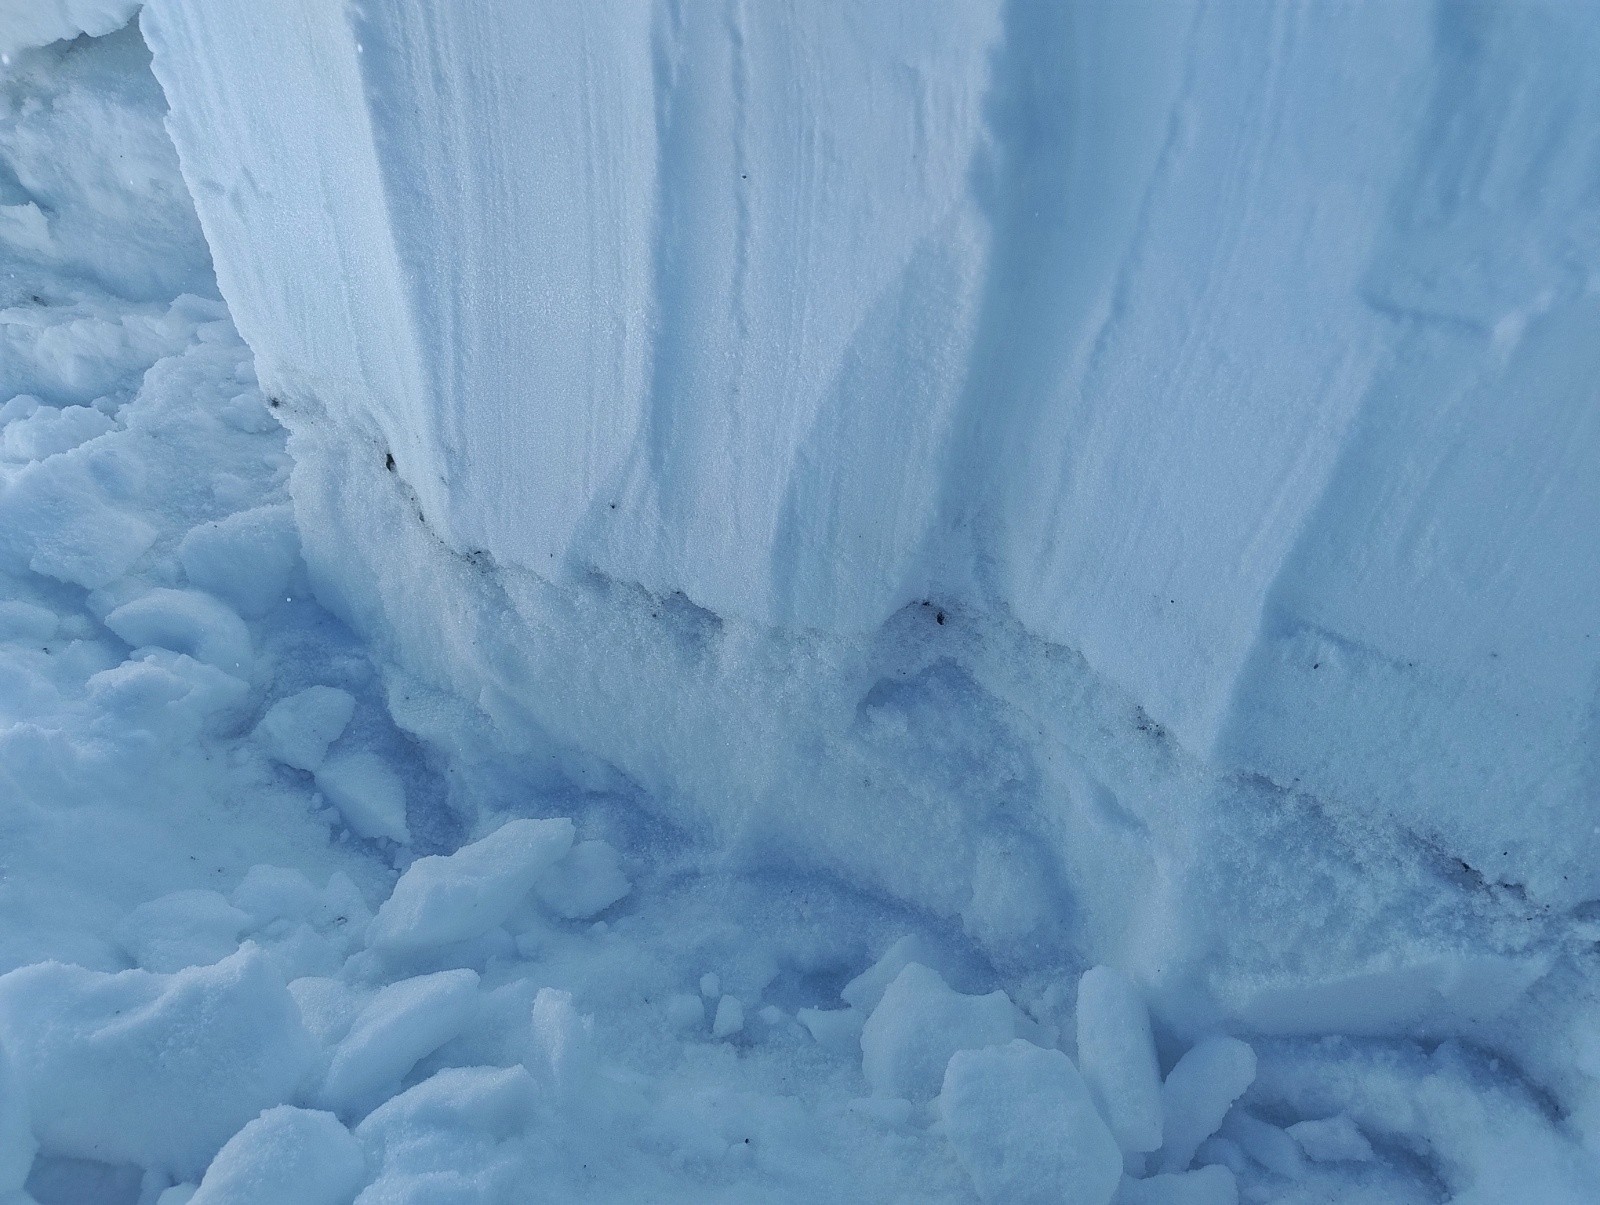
[138,0,1600,1032]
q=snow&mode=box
[1077,965,1164,1156]
[365,819,573,956]
[858,963,1019,1101]
[939,1041,1122,1205]
[188,1107,365,1205]
[0,6,1597,1205]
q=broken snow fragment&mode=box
[105,587,253,675]
[840,934,943,1013]
[367,818,574,954]
[189,1107,365,1205]
[860,963,1017,1100]
[319,970,480,1119]
[115,888,250,973]
[533,839,630,919]
[0,948,314,1180]
[1077,965,1163,1154]
[178,504,299,618]
[1287,1114,1374,1163]
[1156,1036,1256,1174]
[315,750,408,844]
[939,1040,1120,1205]
[254,686,355,771]
[713,996,745,1039]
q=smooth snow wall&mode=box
[139,0,1600,967]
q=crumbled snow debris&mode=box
[0,1041,35,1195]
[189,1107,366,1205]
[315,751,409,844]
[366,819,573,954]
[797,1007,863,1056]
[288,977,365,1049]
[839,933,943,1013]
[1077,965,1164,1154]
[104,587,253,676]
[533,839,630,919]
[1287,1115,1374,1163]
[0,948,314,1180]
[178,505,298,618]
[1157,1037,1257,1175]
[1116,1165,1239,1205]
[699,972,719,999]
[859,963,1018,1100]
[758,1004,784,1027]
[319,970,481,1119]
[114,888,250,973]
[713,996,745,1039]
[939,1040,1121,1205]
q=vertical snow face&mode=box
[146,0,1003,630]
[142,0,1600,925]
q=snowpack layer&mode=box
[140,0,1600,911]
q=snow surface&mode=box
[0,7,1597,1205]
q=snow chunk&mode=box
[115,888,250,973]
[0,0,140,58]
[5,467,157,588]
[0,948,314,1180]
[860,963,1018,1100]
[105,588,253,676]
[0,601,58,645]
[1156,1037,1257,1174]
[354,1066,537,1190]
[841,934,943,1013]
[320,970,480,1119]
[179,505,299,619]
[712,996,744,1039]
[798,1007,864,1056]
[1287,1114,1374,1164]
[533,839,630,919]
[1077,965,1163,1154]
[1117,1166,1239,1205]
[938,1040,1121,1205]
[1,403,113,462]
[0,1041,34,1195]
[190,1107,366,1205]
[315,751,408,844]
[256,687,356,772]
[367,819,575,955]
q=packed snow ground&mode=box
[1,18,1599,1205]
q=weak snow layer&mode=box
[1,4,1599,1204]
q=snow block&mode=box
[1077,966,1163,1154]
[314,751,407,844]
[0,948,314,1180]
[1157,1037,1257,1175]
[859,963,1017,1100]
[319,970,480,1119]
[178,505,299,619]
[532,840,630,921]
[939,1040,1121,1205]
[104,588,253,676]
[367,819,574,955]
[190,1107,366,1205]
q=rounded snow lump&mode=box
[859,962,1018,1100]
[254,686,355,772]
[938,1039,1121,1205]
[190,1106,365,1205]
[105,587,253,676]
[367,818,575,954]
[0,947,314,1180]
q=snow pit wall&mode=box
[139,0,1600,1003]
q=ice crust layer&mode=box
[140,0,1600,974]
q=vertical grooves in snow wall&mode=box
[141,0,1600,1028]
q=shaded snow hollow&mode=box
[0,7,1597,1205]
